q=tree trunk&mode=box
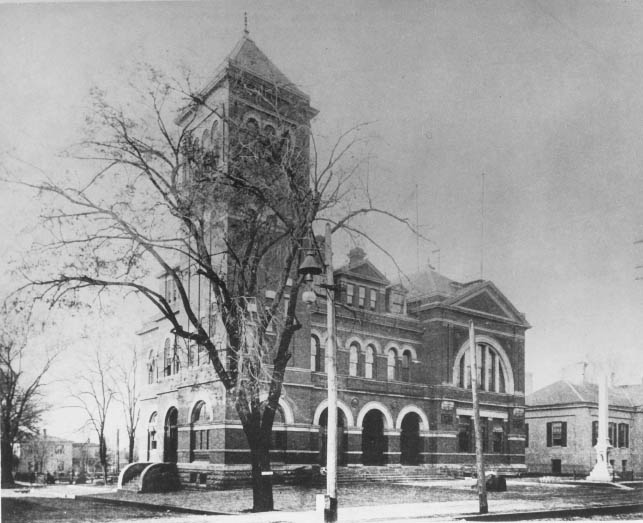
[128,434,135,463]
[99,435,108,482]
[250,445,273,512]
[1,438,15,488]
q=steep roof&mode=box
[176,32,311,125]
[403,268,462,301]
[226,35,308,99]
[526,380,640,408]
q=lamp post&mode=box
[299,223,338,522]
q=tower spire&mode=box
[244,12,249,36]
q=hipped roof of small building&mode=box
[526,379,643,408]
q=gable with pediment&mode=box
[450,284,525,325]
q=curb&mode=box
[76,494,237,516]
[456,502,643,521]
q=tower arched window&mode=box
[311,335,322,372]
[202,128,211,149]
[147,351,157,384]
[349,343,359,377]
[387,348,398,381]
[163,338,172,377]
[365,345,375,379]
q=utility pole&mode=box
[116,429,120,475]
[324,223,338,522]
[469,321,488,514]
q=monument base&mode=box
[586,445,613,482]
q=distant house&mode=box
[17,431,101,477]
[17,431,73,476]
[525,380,643,478]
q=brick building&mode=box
[136,31,529,484]
[525,379,643,478]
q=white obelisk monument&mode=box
[586,373,613,481]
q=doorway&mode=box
[164,407,178,463]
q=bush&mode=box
[74,472,87,484]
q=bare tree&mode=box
[12,69,422,510]
[117,345,139,464]
[0,299,56,487]
[72,350,117,483]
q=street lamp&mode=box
[299,223,338,523]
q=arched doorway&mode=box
[362,410,387,465]
[164,407,178,463]
[400,412,421,465]
[270,405,287,464]
[319,408,347,466]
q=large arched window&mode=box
[456,342,509,393]
[365,345,375,379]
[387,348,398,381]
[311,335,322,372]
[349,343,359,376]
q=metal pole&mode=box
[469,321,488,514]
[325,223,338,522]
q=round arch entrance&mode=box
[361,410,387,466]
[319,408,348,466]
[400,412,421,465]
[164,407,178,463]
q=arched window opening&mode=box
[190,401,210,459]
[387,348,398,381]
[163,338,172,377]
[365,345,375,379]
[311,335,322,372]
[401,351,411,382]
[172,343,180,375]
[201,128,211,149]
[147,412,158,460]
[349,343,359,376]
[147,351,156,384]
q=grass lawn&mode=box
[1,497,179,523]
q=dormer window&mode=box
[388,289,405,314]
[358,286,365,308]
[346,284,354,305]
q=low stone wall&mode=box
[175,464,314,490]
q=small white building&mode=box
[525,379,643,478]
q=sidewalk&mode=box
[2,483,117,498]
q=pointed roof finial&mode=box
[244,12,249,36]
